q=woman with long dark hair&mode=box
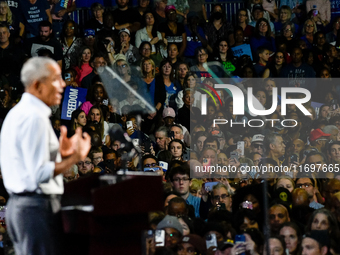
[250,18,276,59]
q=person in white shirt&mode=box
[0,57,91,255]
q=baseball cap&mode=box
[218,239,234,251]
[251,134,264,143]
[163,107,176,118]
[181,235,207,254]
[252,4,264,12]
[304,230,330,247]
[157,215,183,234]
[84,29,95,37]
[309,129,330,142]
[165,5,176,13]
[119,28,130,36]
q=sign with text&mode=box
[61,86,87,120]
[231,44,253,61]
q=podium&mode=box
[61,173,164,255]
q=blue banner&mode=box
[61,86,87,120]
[231,44,253,61]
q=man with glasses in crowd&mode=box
[170,166,201,217]
[76,156,94,176]
[296,175,324,209]
[211,183,232,212]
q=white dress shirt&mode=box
[0,93,63,194]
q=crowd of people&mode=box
[1,0,340,254]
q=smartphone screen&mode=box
[155,230,165,247]
[127,121,133,130]
[237,141,245,156]
[206,233,217,249]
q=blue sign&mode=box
[61,86,87,120]
[231,44,253,61]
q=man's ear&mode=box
[321,246,328,255]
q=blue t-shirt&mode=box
[20,0,49,36]
[165,83,177,107]
[184,25,205,57]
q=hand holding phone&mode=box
[206,233,217,249]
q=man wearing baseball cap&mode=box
[157,215,183,249]
[178,234,207,255]
[119,28,140,64]
[302,230,330,255]
[251,134,265,156]
[309,129,330,153]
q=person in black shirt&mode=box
[85,2,105,32]
[159,5,186,57]
[112,0,141,34]
[24,20,63,68]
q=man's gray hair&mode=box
[156,126,169,137]
[21,57,57,88]
[263,133,281,153]
[322,125,339,135]
[212,182,234,196]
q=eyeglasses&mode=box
[253,144,263,149]
[284,29,291,32]
[93,157,103,161]
[66,26,75,30]
[118,64,127,68]
[78,161,92,166]
[296,183,313,188]
[306,24,314,27]
[144,163,157,167]
[173,177,190,182]
[86,35,94,39]
[213,194,230,200]
[276,55,284,59]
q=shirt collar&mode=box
[22,92,52,117]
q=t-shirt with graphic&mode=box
[159,22,186,49]
[20,0,49,36]
[184,25,205,57]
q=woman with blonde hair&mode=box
[0,1,22,40]
[300,19,317,49]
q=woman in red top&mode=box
[74,46,93,85]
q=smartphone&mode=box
[290,154,298,163]
[168,131,175,139]
[102,99,108,106]
[159,161,168,171]
[64,73,71,81]
[155,229,165,247]
[312,9,318,16]
[132,138,139,147]
[143,138,151,153]
[206,233,217,249]
[235,235,246,255]
[102,39,110,45]
[241,201,253,210]
[230,151,238,160]
[237,141,245,156]
[204,182,219,192]
[235,234,246,255]
[330,99,338,110]
[127,121,133,130]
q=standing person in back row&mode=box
[0,57,91,255]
